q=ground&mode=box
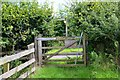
[30,48,118,78]
[30,65,118,78]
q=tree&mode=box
[65,2,119,54]
[2,1,53,52]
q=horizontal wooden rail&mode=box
[0,58,35,79]
[44,60,84,62]
[37,37,57,41]
[42,46,83,49]
[36,37,81,41]
[0,48,34,66]
[43,52,83,56]
[42,46,64,49]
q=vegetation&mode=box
[30,50,118,78]
[65,2,119,54]
[1,0,119,79]
[64,1,120,68]
[2,2,53,52]
[30,66,118,78]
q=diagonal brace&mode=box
[44,40,78,61]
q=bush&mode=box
[90,51,117,71]
[2,2,53,51]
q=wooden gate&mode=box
[35,34,88,67]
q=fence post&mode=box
[37,34,42,67]
[3,56,10,73]
[83,33,87,66]
[34,37,38,65]
[86,34,88,66]
[27,43,36,70]
[27,43,34,59]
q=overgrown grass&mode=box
[30,65,118,78]
[46,48,83,54]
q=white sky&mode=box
[38,0,67,13]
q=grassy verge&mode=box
[30,49,118,78]
[30,65,118,78]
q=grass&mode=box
[30,48,118,78]
[46,48,83,54]
[30,65,118,78]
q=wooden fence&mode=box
[0,43,36,79]
[0,34,88,79]
[35,34,88,67]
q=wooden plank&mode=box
[83,33,87,66]
[44,60,84,62]
[28,43,35,59]
[42,46,83,49]
[37,38,57,41]
[85,34,88,65]
[0,48,34,66]
[27,43,36,73]
[37,36,83,41]
[65,40,77,48]
[36,37,82,41]
[27,43,34,49]
[43,52,83,56]
[38,39,42,67]
[0,58,35,79]
[42,46,63,49]
[34,37,39,65]
[18,67,35,78]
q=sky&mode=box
[38,0,119,13]
[38,0,67,13]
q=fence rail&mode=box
[0,44,36,79]
[36,36,82,41]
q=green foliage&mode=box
[90,51,117,70]
[65,2,119,53]
[2,2,53,51]
[53,19,66,36]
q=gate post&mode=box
[37,35,42,67]
[83,33,88,66]
[35,37,39,66]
